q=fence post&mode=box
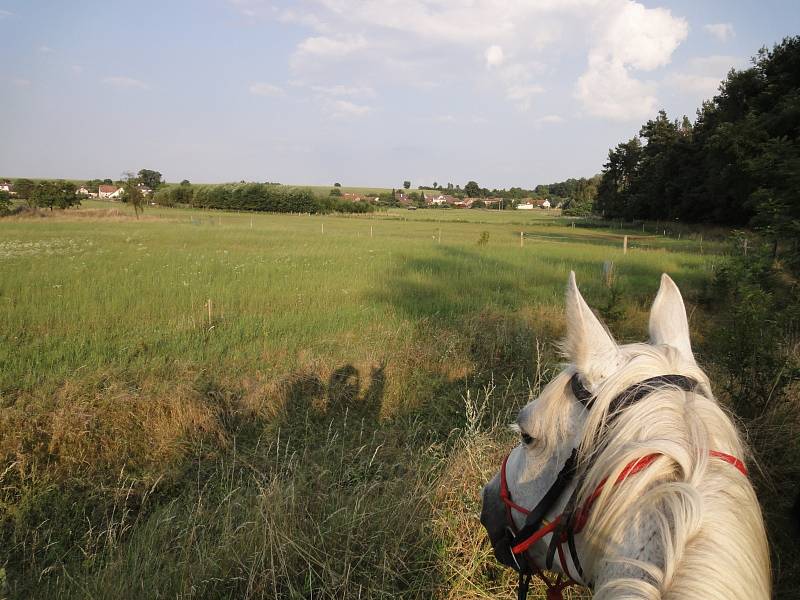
[321,223,324,235]
[520,231,524,247]
[623,235,628,254]
[438,228,441,244]
[370,225,373,238]
[744,238,748,256]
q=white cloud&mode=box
[103,76,149,90]
[486,45,504,68]
[536,114,564,125]
[0,9,12,18]
[297,35,367,58]
[505,83,544,111]
[704,23,734,42]
[667,55,742,100]
[330,99,372,117]
[310,84,375,97]
[577,56,657,120]
[39,45,53,54]
[249,82,285,96]
[11,78,31,87]
[576,1,688,121]
[236,1,693,119]
[597,2,688,71]
[227,0,273,19]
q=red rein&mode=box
[501,450,748,557]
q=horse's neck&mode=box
[581,391,770,599]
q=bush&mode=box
[705,239,799,418]
[190,183,320,213]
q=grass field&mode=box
[0,203,792,599]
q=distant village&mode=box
[343,190,554,210]
[0,180,559,210]
[0,181,153,199]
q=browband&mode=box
[569,372,697,414]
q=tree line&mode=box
[154,182,374,214]
[595,36,799,268]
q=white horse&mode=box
[480,272,770,599]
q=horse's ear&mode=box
[564,271,619,382]
[649,273,694,362]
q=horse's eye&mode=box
[520,432,534,445]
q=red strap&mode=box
[507,450,747,555]
[709,450,748,476]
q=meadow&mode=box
[0,203,794,599]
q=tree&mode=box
[137,169,163,190]
[432,181,438,189]
[329,187,342,197]
[0,190,11,214]
[13,178,35,200]
[334,182,341,187]
[123,174,146,218]
[180,179,191,186]
[30,180,79,210]
[464,180,481,197]
[403,180,411,189]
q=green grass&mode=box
[0,203,777,599]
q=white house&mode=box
[517,202,534,210]
[76,186,99,198]
[0,181,12,193]
[98,184,124,199]
[542,199,551,209]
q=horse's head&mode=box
[480,271,703,580]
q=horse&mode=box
[480,272,770,599]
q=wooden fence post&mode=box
[623,235,628,254]
[520,231,524,247]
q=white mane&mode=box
[523,274,770,599]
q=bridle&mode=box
[496,372,748,600]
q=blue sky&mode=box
[2,1,798,188]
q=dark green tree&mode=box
[31,181,79,210]
[464,180,481,197]
[0,190,12,214]
[13,178,35,200]
[403,180,411,189]
[137,169,163,190]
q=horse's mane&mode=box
[528,344,770,599]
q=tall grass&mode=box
[0,205,757,599]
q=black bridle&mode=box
[501,371,699,599]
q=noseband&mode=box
[497,372,748,600]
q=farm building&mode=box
[98,185,124,199]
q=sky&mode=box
[2,1,799,189]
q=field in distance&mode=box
[0,202,726,599]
